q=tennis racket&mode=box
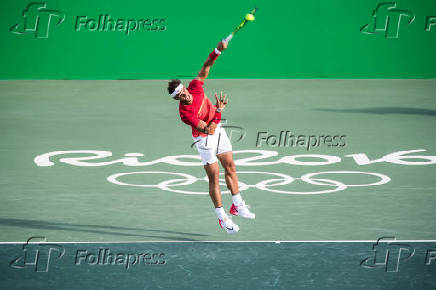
[224,7,257,43]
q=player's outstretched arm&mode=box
[195,41,227,82]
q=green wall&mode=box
[0,0,435,79]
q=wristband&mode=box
[209,48,221,61]
[213,111,221,124]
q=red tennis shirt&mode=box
[179,79,221,137]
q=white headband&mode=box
[170,83,184,97]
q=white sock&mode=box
[232,193,243,206]
[215,207,226,220]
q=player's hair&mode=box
[167,79,181,95]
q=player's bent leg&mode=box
[203,162,222,208]
[217,151,256,220]
[204,161,239,234]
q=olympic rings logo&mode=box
[107,171,391,195]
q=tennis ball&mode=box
[245,14,255,21]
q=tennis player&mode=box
[167,40,255,234]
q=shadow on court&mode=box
[0,218,207,241]
[315,107,436,116]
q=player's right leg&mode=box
[204,162,239,234]
[194,134,239,234]
[203,162,222,208]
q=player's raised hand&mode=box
[215,91,228,111]
[217,40,228,52]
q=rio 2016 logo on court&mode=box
[361,2,436,38]
[10,2,65,38]
[34,148,436,195]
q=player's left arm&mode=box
[204,92,227,134]
[195,41,227,82]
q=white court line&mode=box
[1,240,436,244]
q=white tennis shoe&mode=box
[229,201,256,219]
[218,216,240,234]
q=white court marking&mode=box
[107,170,391,195]
[1,240,436,244]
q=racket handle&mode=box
[224,33,233,43]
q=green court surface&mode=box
[0,79,435,243]
[1,79,436,289]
